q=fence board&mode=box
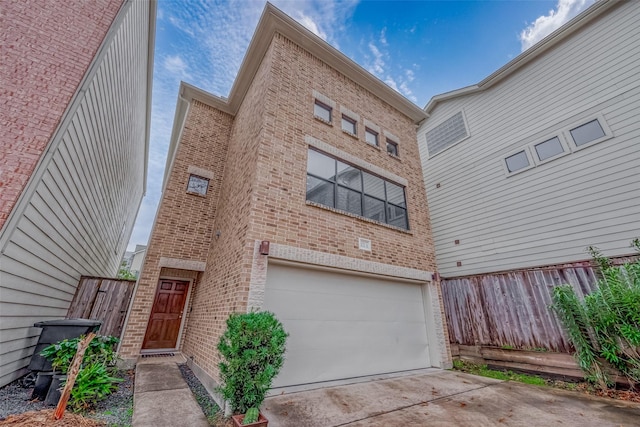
[441,256,636,353]
[67,277,135,338]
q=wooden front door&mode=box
[142,279,189,350]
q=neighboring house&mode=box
[119,3,450,400]
[0,0,156,386]
[417,0,639,279]
[128,245,147,278]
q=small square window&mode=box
[341,115,357,135]
[505,150,530,173]
[386,139,399,156]
[365,128,379,146]
[534,136,564,161]
[570,119,605,146]
[187,174,209,196]
[314,100,332,122]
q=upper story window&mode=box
[365,128,379,147]
[504,150,530,173]
[534,136,565,161]
[314,100,332,123]
[569,119,605,146]
[386,139,399,157]
[425,111,469,157]
[306,148,408,230]
[341,114,357,135]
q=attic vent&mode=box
[426,111,468,157]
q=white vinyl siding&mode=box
[0,0,152,386]
[417,1,640,277]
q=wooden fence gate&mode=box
[66,277,136,338]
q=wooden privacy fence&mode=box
[66,277,136,338]
[441,257,636,353]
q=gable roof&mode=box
[423,0,622,115]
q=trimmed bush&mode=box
[217,311,288,414]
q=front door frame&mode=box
[141,276,194,353]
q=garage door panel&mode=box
[264,264,430,388]
[265,288,426,323]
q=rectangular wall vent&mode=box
[426,111,468,157]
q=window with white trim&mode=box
[569,119,606,146]
[504,150,530,173]
[306,148,408,229]
[534,136,565,161]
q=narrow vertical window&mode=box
[386,139,399,156]
[314,100,332,122]
[341,115,357,135]
[365,128,379,147]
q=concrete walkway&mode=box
[263,370,640,426]
[132,356,209,427]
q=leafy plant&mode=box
[217,311,288,415]
[66,363,122,412]
[41,335,120,374]
[551,240,640,389]
[40,335,122,410]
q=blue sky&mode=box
[127,0,594,251]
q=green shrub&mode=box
[41,335,122,410]
[217,311,288,415]
[41,335,120,374]
[551,240,640,389]
[66,363,122,412]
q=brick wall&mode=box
[119,102,233,357]
[0,0,123,230]
[121,31,444,376]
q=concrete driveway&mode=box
[262,370,640,426]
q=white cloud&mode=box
[295,13,328,40]
[519,0,594,51]
[127,0,361,250]
[163,55,190,80]
[368,42,385,76]
[380,27,387,46]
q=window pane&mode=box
[505,150,530,173]
[535,136,564,161]
[386,182,406,207]
[362,172,385,198]
[365,129,378,146]
[387,140,398,156]
[341,116,356,134]
[307,149,335,180]
[337,186,362,216]
[306,175,334,207]
[387,205,408,229]
[570,119,605,146]
[314,101,331,122]
[364,196,385,223]
[336,161,362,190]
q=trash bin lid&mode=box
[33,318,102,328]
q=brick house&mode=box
[120,3,451,398]
[0,0,155,386]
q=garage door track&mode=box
[262,370,640,426]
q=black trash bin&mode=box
[28,319,102,372]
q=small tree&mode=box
[551,240,640,389]
[217,311,288,416]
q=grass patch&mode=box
[453,359,546,386]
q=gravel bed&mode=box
[0,370,133,426]
[179,364,221,425]
[0,376,47,419]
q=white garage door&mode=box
[263,263,430,388]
